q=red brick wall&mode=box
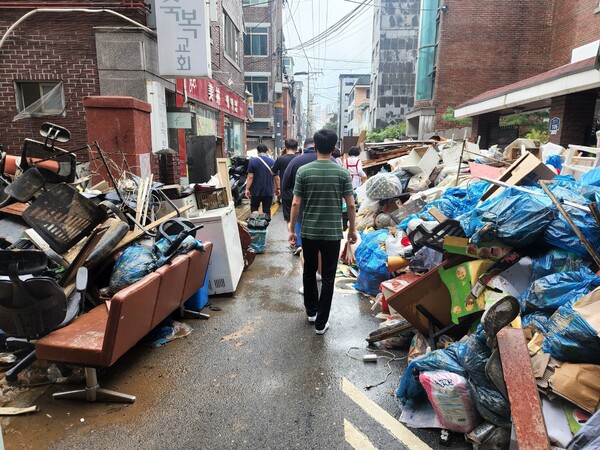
[0,5,145,157]
[550,0,600,65]
[433,0,555,129]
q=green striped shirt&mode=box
[293,160,353,240]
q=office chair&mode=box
[0,250,87,382]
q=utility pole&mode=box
[273,0,284,155]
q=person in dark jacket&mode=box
[245,144,276,216]
[272,139,298,222]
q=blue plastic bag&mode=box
[544,204,600,256]
[519,267,600,314]
[425,181,490,220]
[529,249,586,282]
[461,188,555,247]
[546,154,562,171]
[542,303,600,364]
[578,167,600,187]
[109,245,157,293]
[355,230,391,295]
[396,327,510,427]
[521,311,552,334]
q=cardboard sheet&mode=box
[550,363,600,413]
[573,287,600,335]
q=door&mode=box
[186,135,217,183]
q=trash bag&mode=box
[154,235,204,266]
[461,188,555,247]
[521,311,553,334]
[546,154,562,171]
[529,249,586,282]
[396,327,511,427]
[425,181,490,220]
[544,204,600,256]
[365,173,403,200]
[519,267,600,314]
[246,212,271,229]
[354,230,391,295]
[109,245,157,294]
[578,167,600,187]
[542,303,600,364]
[409,247,444,273]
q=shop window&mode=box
[245,76,269,103]
[15,81,64,115]
[224,12,239,63]
[244,26,268,56]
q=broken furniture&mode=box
[0,250,87,382]
[35,243,213,403]
[561,145,600,181]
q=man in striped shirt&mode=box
[288,129,358,335]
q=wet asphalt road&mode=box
[3,209,468,449]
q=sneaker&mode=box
[316,272,322,281]
[307,315,316,323]
[315,322,330,335]
[293,246,302,256]
[298,285,304,294]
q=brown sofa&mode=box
[36,243,213,403]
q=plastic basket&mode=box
[194,188,228,210]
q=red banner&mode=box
[178,78,246,121]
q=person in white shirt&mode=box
[343,146,367,189]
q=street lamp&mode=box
[293,71,322,138]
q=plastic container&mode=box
[249,229,267,254]
[184,271,209,311]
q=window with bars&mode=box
[245,76,269,103]
[224,12,239,63]
[244,26,268,56]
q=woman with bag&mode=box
[343,146,367,189]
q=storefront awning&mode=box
[455,56,600,118]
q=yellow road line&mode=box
[344,419,378,450]
[341,377,432,450]
[270,202,280,216]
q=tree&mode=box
[323,121,337,131]
[365,123,407,142]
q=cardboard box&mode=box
[443,236,512,261]
[439,260,494,324]
[480,152,556,202]
[401,146,440,177]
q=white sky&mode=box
[283,0,374,125]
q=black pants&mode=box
[302,238,341,330]
[281,198,292,222]
[250,196,273,216]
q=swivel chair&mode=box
[0,250,87,382]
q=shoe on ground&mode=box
[315,322,330,335]
[293,246,302,256]
[316,272,322,281]
[307,315,316,323]
[298,285,304,294]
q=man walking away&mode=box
[246,144,276,216]
[288,129,358,334]
[273,139,298,223]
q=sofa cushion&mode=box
[151,254,189,329]
[182,243,213,303]
[36,304,109,367]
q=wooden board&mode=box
[216,158,233,205]
[0,202,29,216]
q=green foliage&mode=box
[442,107,472,125]
[323,121,338,131]
[365,123,407,142]
[525,128,549,144]
[500,110,549,133]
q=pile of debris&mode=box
[347,136,600,448]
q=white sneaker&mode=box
[298,285,304,294]
[307,315,316,323]
[316,273,322,281]
[315,322,330,335]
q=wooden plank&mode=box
[24,229,69,267]
[114,204,194,252]
[0,202,28,216]
[497,327,550,450]
[217,158,233,205]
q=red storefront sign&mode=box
[177,78,246,121]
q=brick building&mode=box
[0,0,247,185]
[369,0,420,130]
[407,0,600,149]
[347,75,371,136]
[243,0,278,151]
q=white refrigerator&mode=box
[190,204,244,295]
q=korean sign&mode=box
[156,0,211,78]
[179,79,247,121]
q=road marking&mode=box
[344,419,378,450]
[341,377,433,450]
[270,202,280,216]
